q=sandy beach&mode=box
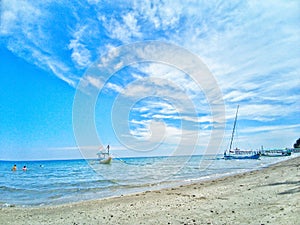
[1,156,299,225]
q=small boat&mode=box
[97,145,112,164]
[260,147,292,157]
[99,156,112,164]
[224,105,260,160]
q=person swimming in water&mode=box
[22,166,27,171]
[11,165,17,171]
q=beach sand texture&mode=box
[1,156,299,225]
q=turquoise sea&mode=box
[0,154,296,207]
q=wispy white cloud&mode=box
[1,0,299,152]
[0,0,80,87]
[243,124,300,134]
[83,75,104,89]
[223,123,300,150]
[133,0,184,30]
[105,82,124,93]
[100,11,142,43]
[128,118,210,154]
[0,0,42,36]
[68,25,92,68]
[47,146,94,151]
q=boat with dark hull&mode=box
[224,105,260,160]
[224,149,260,160]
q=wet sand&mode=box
[0,156,299,225]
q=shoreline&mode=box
[0,156,299,224]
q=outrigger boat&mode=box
[224,105,260,160]
[97,145,112,164]
[260,147,292,157]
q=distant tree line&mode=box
[294,138,300,148]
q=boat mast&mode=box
[229,105,239,151]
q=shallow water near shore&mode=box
[0,154,297,207]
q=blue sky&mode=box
[0,0,299,160]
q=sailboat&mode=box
[224,105,260,160]
[97,145,112,164]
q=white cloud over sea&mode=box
[1,0,299,153]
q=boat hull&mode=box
[99,157,112,164]
[224,153,260,160]
[260,153,291,157]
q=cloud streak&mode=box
[1,0,299,153]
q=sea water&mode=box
[0,154,296,207]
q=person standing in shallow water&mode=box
[11,165,17,171]
[106,145,110,155]
[22,166,27,171]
